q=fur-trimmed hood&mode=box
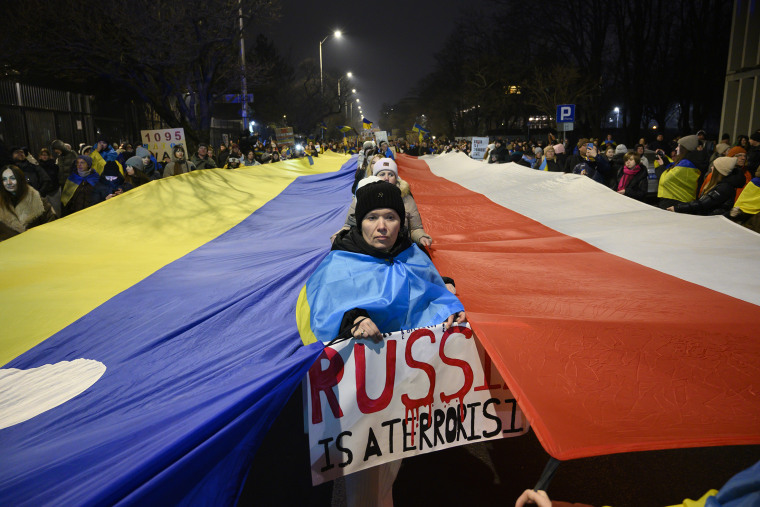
[0,187,46,233]
[398,177,411,198]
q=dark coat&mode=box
[16,159,54,197]
[91,162,125,205]
[674,167,746,215]
[38,159,61,192]
[543,159,563,172]
[616,164,649,201]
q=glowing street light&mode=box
[319,30,343,94]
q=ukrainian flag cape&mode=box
[735,177,760,214]
[658,159,700,202]
[297,241,464,344]
[0,153,355,505]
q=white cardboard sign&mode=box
[305,323,528,485]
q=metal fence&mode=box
[1,80,246,156]
[0,81,96,155]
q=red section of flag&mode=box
[397,154,760,460]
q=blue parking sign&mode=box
[556,104,575,123]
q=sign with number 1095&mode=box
[140,128,186,160]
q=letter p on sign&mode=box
[556,104,575,123]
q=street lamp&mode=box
[614,107,620,128]
[338,72,353,119]
[319,30,342,95]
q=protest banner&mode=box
[374,131,388,145]
[471,137,489,160]
[140,128,186,161]
[305,323,528,485]
[275,127,295,146]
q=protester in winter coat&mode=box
[36,148,60,193]
[300,178,464,344]
[133,146,160,181]
[162,145,196,177]
[657,135,704,209]
[0,165,57,241]
[36,147,62,216]
[61,155,99,216]
[91,161,126,205]
[668,157,745,216]
[334,158,434,249]
[566,139,611,183]
[488,139,507,164]
[123,156,151,190]
[190,143,218,170]
[539,146,562,172]
[615,152,649,201]
[223,157,242,169]
[727,175,760,233]
[552,143,567,170]
[243,151,260,166]
[52,139,77,187]
[10,147,54,197]
[516,149,538,168]
[90,139,120,175]
[747,132,760,176]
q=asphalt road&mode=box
[240,391,759,507]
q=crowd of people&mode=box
[478,129,760,233]
[2,127,759,241]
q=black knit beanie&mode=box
[354,180,405,224]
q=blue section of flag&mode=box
[303,245,464,343]
[0,158,358,505]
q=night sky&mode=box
[263,0,488,129]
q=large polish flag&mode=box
[398,152,760,460]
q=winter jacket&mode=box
[540,158,563,172]
[674,167,746,215]
[15,159,54,197]
[91,162,125,205]
[190,154,218,170]
[52,140,78,187]
[657,152,704,207]
[0,187,57,241]
[162,154,196,177]
[616,164,649,201]
[135,147,162,180]
[61,168,98,216]
[38,159,61,192]
[568,154,611,184]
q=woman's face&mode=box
[735,153,747,167]
[545,149,555,160]
[39,151,50,161]
[247,151,254,160]
[606,148,614,159]
[375,169,397,185]
[624,157,636,169]
[2,169,18,193]
[126,166,135,176]
[361,208,401,251]
[76,158,89,172]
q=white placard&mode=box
[470,137,489,160]
[305,323,528,485]
[140,128,186,160]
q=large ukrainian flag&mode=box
[0,153,354,505]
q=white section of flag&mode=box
[423,153,760,306]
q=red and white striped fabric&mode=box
[397,152,760,461]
